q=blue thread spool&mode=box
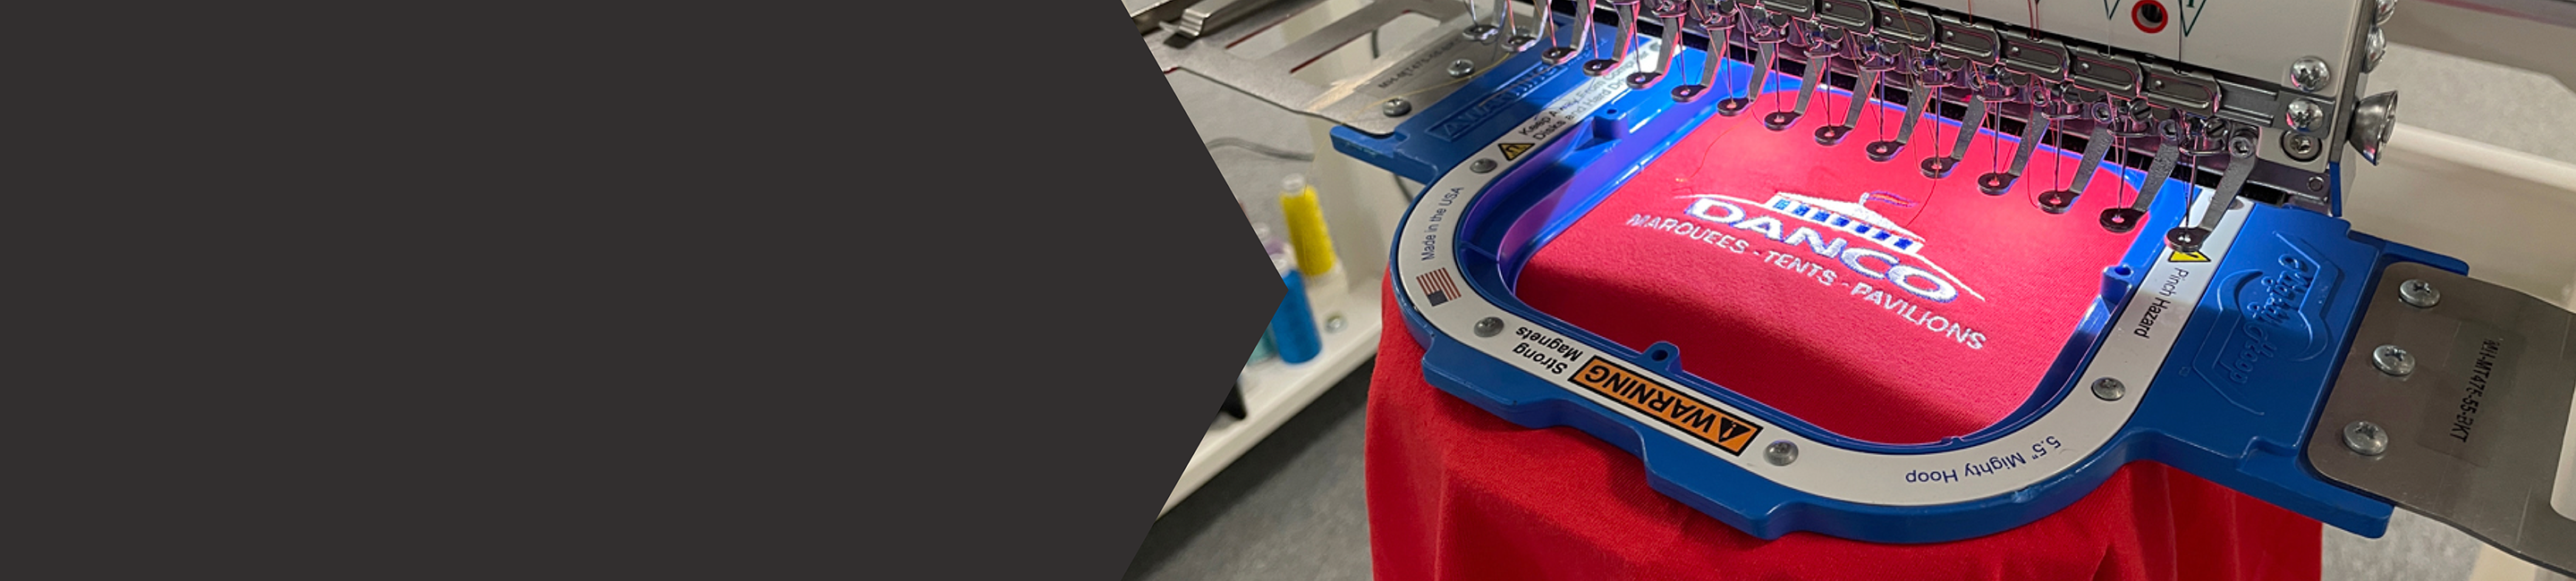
[1269,266,1321,364]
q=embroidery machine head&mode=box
[1138,0,2576,574]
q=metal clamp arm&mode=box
[2309,263,2576,577]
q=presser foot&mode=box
[1814,124,1852,146]
[1672,84,1710,102]
[1626,71,1665,88]
[1715,97,1751,116]
[1919,156,1959,179]
[2164,226,2211,253]
[1863,140,1902,162]
[1543,46,1582,65]
[1976,172,2016,196]
[2036,190,2076,214]
[1762,111,1801,131]
[2098,207,2145,232]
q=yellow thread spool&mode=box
[1278,173,1337,276]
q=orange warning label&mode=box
[1571,358,1761,455]
[1497,142,1533,161]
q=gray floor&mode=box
[1127,364,1376,581]
[2326,511,2489,581]
[1148,16,2572,580]
[2368,45,2576,166]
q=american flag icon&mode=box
[1416,268,1462,307]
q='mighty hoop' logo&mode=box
[1674,191,1985,304]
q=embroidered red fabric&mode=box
[1364,97,2320,580]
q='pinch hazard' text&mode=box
[1571,358,1762,455]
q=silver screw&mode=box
[2287,56,2333,92]
[1473,316,1504,337]
[2091,377,2126,401]
[2397,279,2440,308]
[2371,345,2415,376]
[2306,175,2329,192]
[1325,315,1348,333]
[2284,133,2322,162]
[1764,441,1799,466]
[1382,98,1413,117]
[2374,0,2399,22]
[1469,158,1498,173]
[2343,421,2388,456]
[2284,99,2326,133]
[1448,59,1477,78]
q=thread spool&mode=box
[1268,256,1323,365]
[1279,174,1341,284]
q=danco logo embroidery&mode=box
[1672,191,1985,304]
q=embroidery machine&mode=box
[1137,0,2576,573]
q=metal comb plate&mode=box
[1144,0,1480,137]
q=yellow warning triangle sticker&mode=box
[1497,142,1532,161]
[2169,249,2211,263]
